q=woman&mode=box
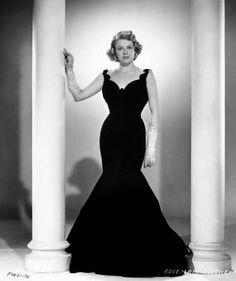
[64,30,192,277]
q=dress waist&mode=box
[101,114,145,136]
[107,113,142,120]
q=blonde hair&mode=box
[106,30,143,62]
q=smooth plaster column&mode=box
[25,0,71,272]
[190,0,231,274]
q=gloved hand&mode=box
[63,48,74,71]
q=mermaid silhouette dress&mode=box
[66,69,191,277]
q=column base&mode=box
[189,242,232,274]
[25,240,71,273]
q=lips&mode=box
[123,56,129,59]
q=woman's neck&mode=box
[118,62,136,72]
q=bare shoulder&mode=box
[107,69,116,76]
[93,71,105,84]
[146,69,157,83]
[146,69,154,77]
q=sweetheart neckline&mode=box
[106,69,148,91]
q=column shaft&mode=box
[190,0,231,274]
[25,0,71,272]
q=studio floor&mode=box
[0,219,236,281]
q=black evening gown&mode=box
[66,69,192,277]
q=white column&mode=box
[25,0,71,272]
[190,0,231,274]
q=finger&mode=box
[63,49,69,56]
[63,51,69,59]
[64,49,73,58]
[65,49,73,56]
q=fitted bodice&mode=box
[102,69,149,120]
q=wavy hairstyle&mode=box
[106,31,143,62]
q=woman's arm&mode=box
[65,68,103,102]
[146,69,159,126]
[64,49,103,102]
[144,70,159,168]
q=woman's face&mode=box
[114,39,135,65]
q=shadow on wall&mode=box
[225,220,236,251]
[66,157,102,221]
[0,0,32,251]
[0,181,32,250]
[225,0,236,218]
[160,116,191,218]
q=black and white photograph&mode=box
[0,0,236,280]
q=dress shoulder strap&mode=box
[140,69,150,81]
[103,69,109,80]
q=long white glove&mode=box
[144,123,158,168]
[63,48,81,100]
